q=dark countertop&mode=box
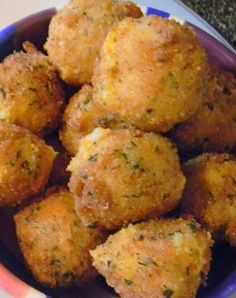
[181,0,236,49]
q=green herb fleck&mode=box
[133,163,140,170]
[227,194,235,200]
[231,177,236,184]
[28,87,37,92]
[164,288,174,298]
[88,154,98,162]
[62,271,75,281]
[83,96,91,105]
[16,150,22,159]
[138,234,144,241]
[205,102,214,111]
[163,193,170,199]
[20,160,38,179]
[114,150,130,163]
[124,279,133,286]
[0,88,7,98]
[146,108,154,114]
[223,87,231,95]
[131,141,137,147]
[24,217,31,223]
[107,260,112,267]
[138,257,158,267]
[187,222,198,233]
[87,222,97,229]
[50,259,61,266]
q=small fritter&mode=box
[0,42,65,136]
[181,153,236,246]
[45,0,143,86]
[92,16,208,133]
[91,218,213,298]
[171,69,236,152]
[60,85,101,155]
[60,85,133,156]
[68,128,186,230]
[14,188,105,287]
[0,122,56,207]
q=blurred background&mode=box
[181,0,236,48]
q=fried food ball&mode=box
[60,85,99,155]
[171,69,236,153]
[0,42,65,136]
[181,153,236,246]
[14,188,106,287]
[92,16,208,133]
[90,218,213,298]
[68,128,186,230]
[45,0,143,86]
[60,85,133,156]
[0,122,57,207]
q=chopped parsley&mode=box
[138,257,158,267]
[88,154,98,162]
[187,222,198,233]
[87,222,97,229]
[163,288,174,298]
[124,279,133,286]
[0,88,7,98]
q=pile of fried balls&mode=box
[0,1,235,297]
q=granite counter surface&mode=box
[181,0,236,49]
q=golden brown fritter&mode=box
[45,0,143,86]
[68,128,186,230]
[60,85,133,156]
[181,153,236,246]
[0,122,56,207]
[91,218,213,298]
[171,69,236,153]
[60,85,100,155]
[92,16,208,133]
[0,42,65,136]
[14,188,106,287]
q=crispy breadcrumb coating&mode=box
[0,42,65,136]
[15,188,106,287]
[0,122,56,206]
[60,85,133,156]
[182,153,236,246]
[91,218,213,298]
[45,0,143,86]
[171,69,236,153]
[92,16,208,132]
[68,128,185,230]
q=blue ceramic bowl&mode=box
[0,7,235,298]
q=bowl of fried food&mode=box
[0,1,235,298]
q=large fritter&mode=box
[171,68,236,153]
[68,128,186,230]
[14,188,106,287]
[182,153,236,246]
[0,122,56,207]
[92,16,208,133]
[45,0,143,86]
[91,218,213,298]
[0,42,65,136]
